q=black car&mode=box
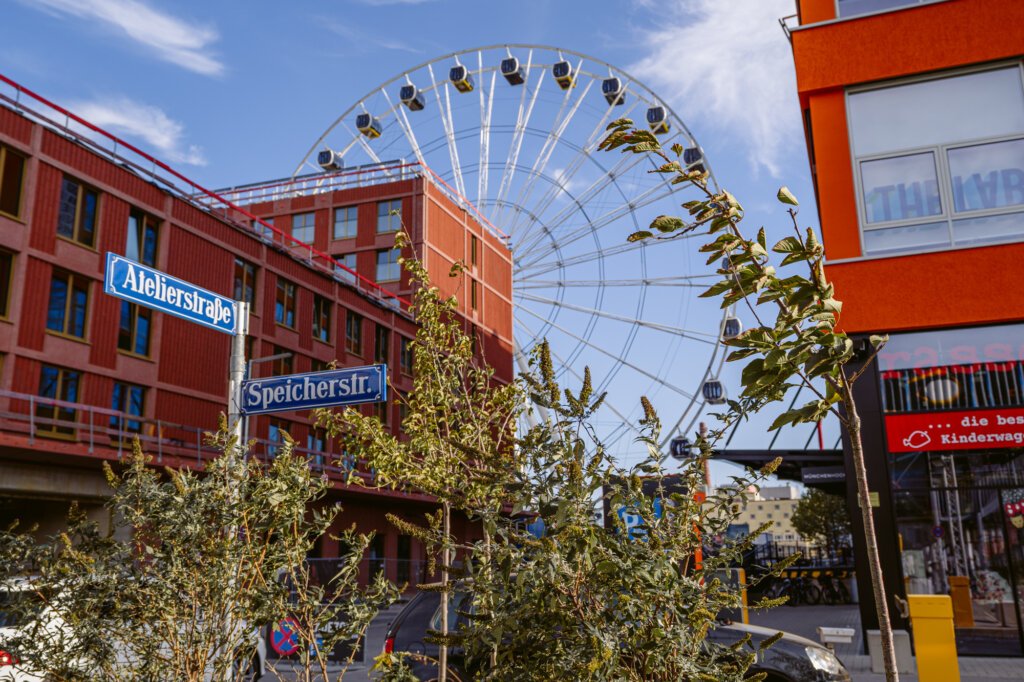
[382,590,852,682]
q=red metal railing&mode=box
[0,73,412,313]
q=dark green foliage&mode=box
[791,489,852,556]
[0,429,397,681]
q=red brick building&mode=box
[0,75,512,586]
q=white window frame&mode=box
[847,62,1024,258]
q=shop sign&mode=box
[885,406,1024,453]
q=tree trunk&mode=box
[439,500,450,682]
[844,389,900,682]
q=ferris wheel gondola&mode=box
[293,45,729,463]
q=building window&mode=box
[233,258,257,305]
[0,249,13,318]
[398,395,409,434]
[311,358,329,373]
[47,270,89,339]
[0,144,25,219]
[377,199,402,233]
[275,278,297,328]
[126,209,159,265]
[36,364,80,437]
[268,419,289,457]
[399,336,413,375]
[848,66,1024,256]
[292,212,315,243]
[375,399,389,425]
[837,0,925,19]
[470,235,479,268]
[334,206,358,239]
[374,324,389,364]
[307,428,326,466]
[56,177,99,248]
[334,253,357,285]
[111,381,145,434]
[118,301,152,356]
[313,295,331,343]
[346,311,363,356]
[272,346,293,376]
[470,279,478,311]
[255,216,275,240]
[376,248,400,282]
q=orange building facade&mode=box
[792,0,1024,655]
[0,75,512,588]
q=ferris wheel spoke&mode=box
[516,94,643,245]
[515,185,679,273]
[493,51,542,226]
[506,74,594,239]
[382,88,428,169]
[517,303,696,400]
[512,143,678,256]
[517,238,651,278]
[517,292,718,343]
[542,336,645,442]
[514,275,715,290]
[477,52,497,206]
[428,63,467,199]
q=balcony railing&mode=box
[0,388,383,486]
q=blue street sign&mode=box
[103,252,239,335]
[241,365,387,415]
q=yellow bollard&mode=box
[908,594,959,682]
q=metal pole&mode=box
[228,302,250,445]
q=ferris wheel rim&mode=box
[295,44,729,459]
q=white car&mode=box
[0,581,266,681]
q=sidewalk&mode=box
[748,604,1024,681]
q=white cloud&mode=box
[22,0,223,76]
[71,97,207,166]
[321,19,421,54]
[630,0,800,177]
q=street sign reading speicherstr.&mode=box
[241,365,387,415]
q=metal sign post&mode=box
[227,302,250,443]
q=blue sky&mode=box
[0,0,831,481]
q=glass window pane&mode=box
[838,0,923,19]
[142,222,158,266]
[862,221,949,256]
[0,149,24,217]
[134,308,151,355]
[861,153,942,223]
[47,275,67,332]
[948,139,1024,213]
[0,251,12,318]
[57,179,78,238]
[849,68,1024,156]
[80,190,97,246]
[952,211,1024,247]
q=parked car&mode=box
[0,580,267,681]
[382,590,852,682]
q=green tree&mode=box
[317,232,522,682]
[0,428,396,682]
[457,343,788,681]
[791,488,852,556]
[599,119,900,681]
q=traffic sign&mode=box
[103,252,239,335]
[270,617,301,657]
[241,364,387,415]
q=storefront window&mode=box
[884,323,1024,654]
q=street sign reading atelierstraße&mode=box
[241,365,387,415]
[104,252,240,334]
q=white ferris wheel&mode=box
[294,45,731,463]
